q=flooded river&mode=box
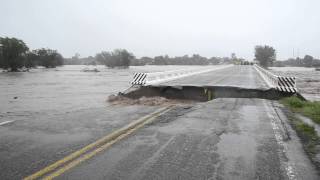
[270,67,320,101]
[0,65,207,121]
[1,65,319,123]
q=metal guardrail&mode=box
[254,64,297,93]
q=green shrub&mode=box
[281,96,305,108]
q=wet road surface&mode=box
[57,98,319,180]
[161,65,268,90]
[0,105,161,179]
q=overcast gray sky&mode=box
[1,0,319,60]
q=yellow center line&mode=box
[24,105,174,180]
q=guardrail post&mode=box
[254,64,297,93]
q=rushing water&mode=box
[270,67,320,101]
[1,65,319,121]
[0,65,211,118]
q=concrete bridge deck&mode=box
[160,65,269,90]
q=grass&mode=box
[281,96,320,169]
[281,96,320,124]
[296,123,318,141]
[287,115,320,157]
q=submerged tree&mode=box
[254,45,276,68]
[32,48,63,68]
[24,51,38,68]
[0,37,64,70]
[303,55,314,67]
[95,51,112,66]
[113,49,134,67]
[0,37,29,71]
[95,49,134,68]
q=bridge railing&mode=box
[131,65,233,86]
[254,64,297,93]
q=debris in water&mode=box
[81,67,100,72]
[107,94,195,106]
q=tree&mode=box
[112,49,134,68]
[96,49,134,68]
[254,45,276,68]
[72,53,80,60]
[24,51,38,68]
[95,51,113,67]
[33,48,63,68]
[154,56,166,65]
[303,55,313,67]
[0,37,29,71]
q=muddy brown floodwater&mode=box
[108,94,196,106]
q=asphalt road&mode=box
[0,105,160,179]
[161,65,269,89]
[57,98,319,180]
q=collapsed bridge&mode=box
[125,64,299,101]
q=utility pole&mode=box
[293,48,295,58]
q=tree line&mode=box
[3,36,318,71]
[70,46,319,68]
[273,55,320,67]
[65,53,243,66]
[0,37,63,71]
[132,54,242,66]
[254,45,320,68]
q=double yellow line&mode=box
[24,105,173,180]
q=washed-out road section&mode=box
[0,65,318,179]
